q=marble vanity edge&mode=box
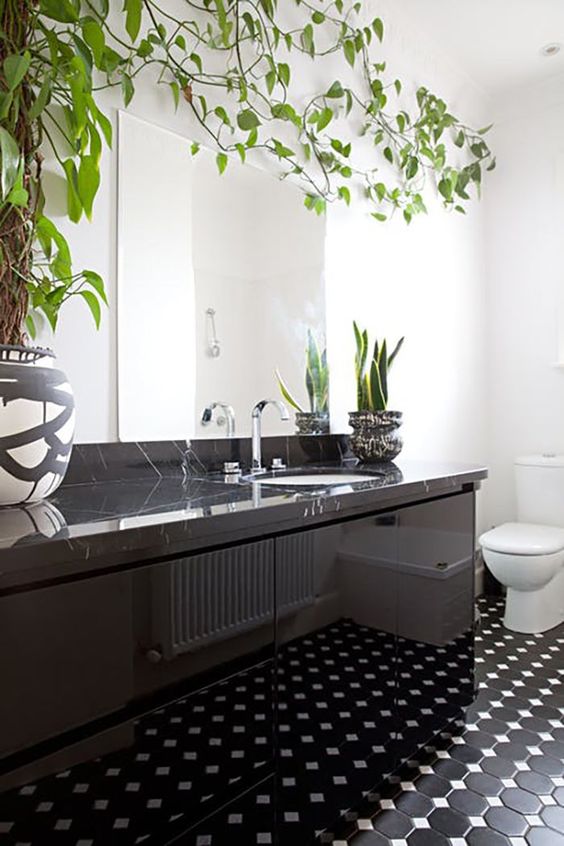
[0,466,487,593]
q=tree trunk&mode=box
[0,0,34,347]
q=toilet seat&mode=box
[480,522,564,556]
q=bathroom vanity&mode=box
[0,438,486,845]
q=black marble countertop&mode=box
[0,456,487,593]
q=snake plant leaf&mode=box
[305,363,315,412]
[370,359,386,410]
[373,337,379,366]
[388,336,405,368]
[362,372,371,410]
[378,338,388,405]
[275,369,304,412]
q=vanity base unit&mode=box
[0,488,477,846]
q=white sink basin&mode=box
[248,471,383,487]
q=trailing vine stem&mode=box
[0,0,494,347]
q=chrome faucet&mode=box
[251,399,290,472]
[201,402,236,438]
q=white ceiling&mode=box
[395,0,564,96]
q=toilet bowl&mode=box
[480,523,564,633]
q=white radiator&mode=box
[155,535,315,659]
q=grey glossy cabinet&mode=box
[0,492,476,846]
[274,492,475,844]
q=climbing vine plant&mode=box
[0,0,494,346]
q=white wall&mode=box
[483,75,564,528]
[40,0,492,497]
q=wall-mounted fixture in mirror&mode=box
[117,112,327,441]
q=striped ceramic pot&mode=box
[0,345,75,505]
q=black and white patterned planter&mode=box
[0,345,75,506]
[349,409,403,463]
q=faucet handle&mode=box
[271,457,287,471]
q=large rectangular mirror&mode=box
[117,112,327,441]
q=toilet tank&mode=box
[515,454,564,527]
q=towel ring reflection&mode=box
[206,308,221,357]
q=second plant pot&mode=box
[349,410,403,463]
[295,411,330,436]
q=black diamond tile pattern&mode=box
[2,598,564,845]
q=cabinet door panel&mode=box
[0,540,276,846]
[275,516,398,845]
[396,493,475,764]
[0,573,133,758]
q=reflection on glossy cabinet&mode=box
[0,492,476,846]
[275,493,476,844]
[0,539,277,844]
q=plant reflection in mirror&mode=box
[276,329,328,415]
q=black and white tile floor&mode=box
[2,597,564,845]
[328,596,564,846]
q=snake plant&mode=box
[353,322,404,412]
[276,330,329,414]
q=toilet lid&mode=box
[480,522,564,556]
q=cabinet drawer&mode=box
[0,573,133,758]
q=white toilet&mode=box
[480,454,564,634]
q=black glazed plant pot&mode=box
[295,411,330,436]
[348,410,403,463]
[0,345,75,505]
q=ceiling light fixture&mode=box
[541,42,562,57]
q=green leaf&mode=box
[62,159,83,222]
[370,359,386,410]
[7,186,28,206]
[83,270,108,305]
[242,12,255,37]
[121,74,134,106]
[189,52,203,73]
[372,17,384,42]
[265,70,276,95]
[0,127,20,199]
[273,140,295,158]
[4,52,31,91]
[214,105,230,125]
[343,39,355,67]
[28,76,53,121]
[438,178,453,202]
[123,0,142,41]
[25,314,37,340]
[406,157,418,179]
[39,0,79,23]
[388,336,405,368]
[371,212,387,222]
[326,80,344,98]
[338,185,351,206]
[79,289,102,329]
[278,62,290,86]
[317,106,333,132]
[276,370,303,412]
[216,152,228,174]
[237,109,261,131]
[77,155,100,220]
[82,18,106,68]
[301,23,314,56]
[478,123,493,135]
[383,146,393,164]
[170,81,180,110]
